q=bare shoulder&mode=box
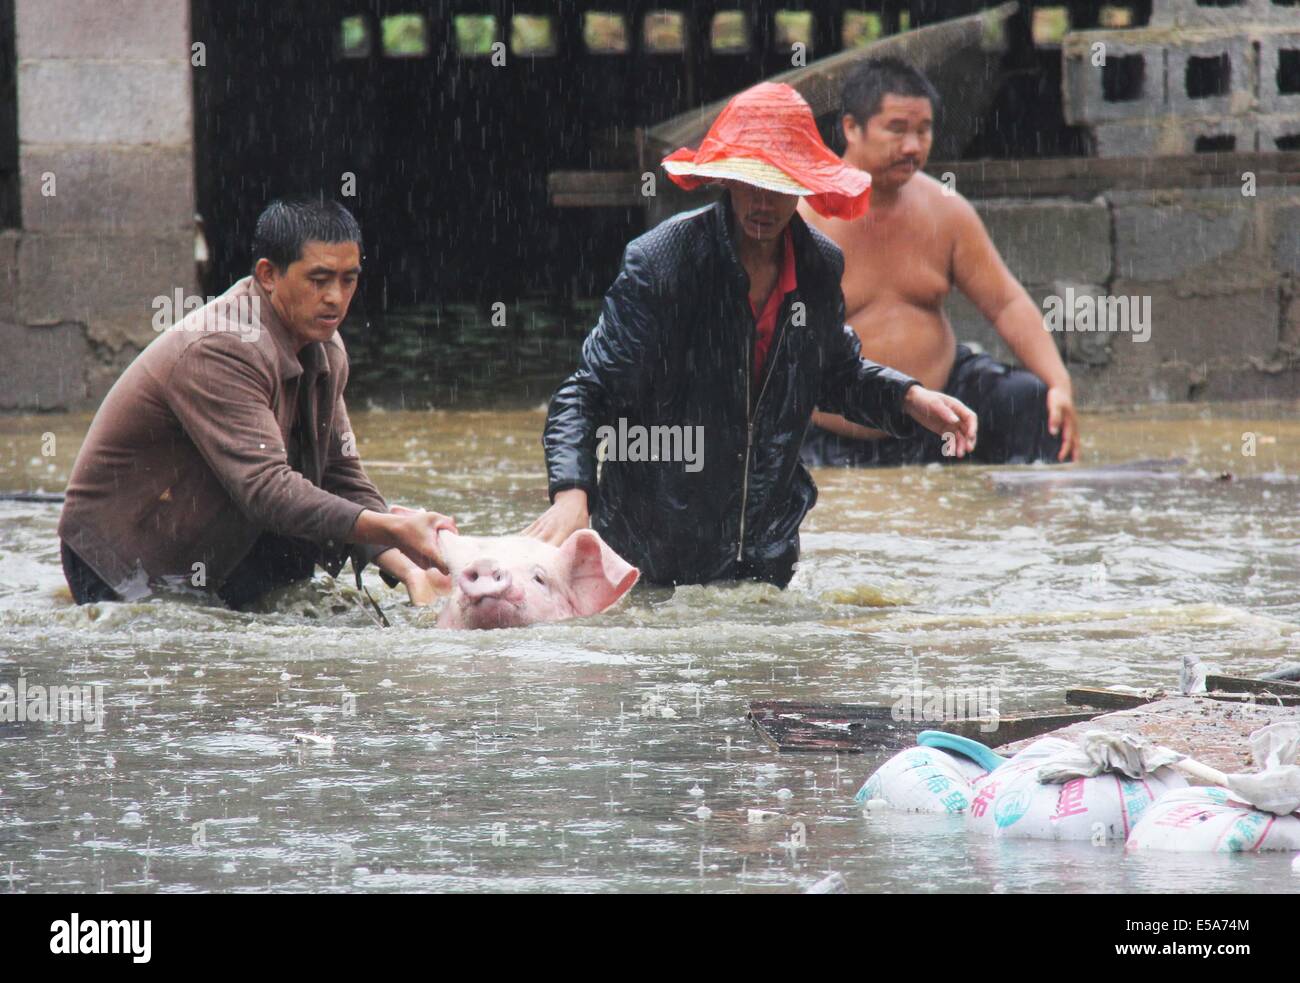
[912,171,982,227]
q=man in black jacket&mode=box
[526,83,976,588]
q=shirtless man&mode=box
[799,58,1080,467]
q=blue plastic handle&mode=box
[918,730,1008,772]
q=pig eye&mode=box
[533,570,548,588]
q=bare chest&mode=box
[839,207,953,314]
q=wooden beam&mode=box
[938,711,1104,746]
[930,151,1300,199]
[746,700,1106,753]
[547,170,643,208]
[1205,673,1300,696]
[1066,688,1158,710]
[547,151,1300,207]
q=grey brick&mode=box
[1257,112,1300,151]
[1062,34,1166,125]
[18,60,192,145]
[15,0,190,61]
[1090,115,1259,156]
[1072,361,1198,406]
[0,319,91,411]
[1153,0,1300,29]
[975,198,1113,284]
[17,231,197,350]
[1259,31,1300,114]
[20,145,194,233]
[1109,187,1274,280]
[1167,33,1255,116]
[0,231,17,322]
[1109,278,1280,364]
[1197,366,1300,401]
[1274,204,1300,274]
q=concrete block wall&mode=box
[1151,0,1300,29]
[1260,32,1300,114]
[1062,3,1300,157]
[945,197,1111,366]
[3,0,196,410]
[1062,35,1166,125]
[945,187,1300,407]
[1086,114,1261,157]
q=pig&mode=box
[433,528,639,629]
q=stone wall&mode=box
[946,185,1300,407]
[1,0,196,410]
[1062,1,1300,156]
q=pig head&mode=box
[436,528,639,629]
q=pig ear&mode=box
[560,529,639,617]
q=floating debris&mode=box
[293,733,335,749]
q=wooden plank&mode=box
[1205,674,1300,696]
[929,152,1300,199]
[746,700,911,754]
[1068,684,1300,709]
[941,710,1104,746]
[548,170,642,208]
[746,701,1105,754]
[1066,687,1158,710]
[547,149,1300,209]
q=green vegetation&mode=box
[842,11,882,47]
[382,14,428,58]
[339,15,370,58]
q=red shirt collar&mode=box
[778,224,797,293]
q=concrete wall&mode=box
[1062,2,1300,157]
[1,0,195,410]
[0,0,1296,413]
[946,186,1300,407]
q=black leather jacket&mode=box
[543,196,920,587]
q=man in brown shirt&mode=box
[58,198,453,608]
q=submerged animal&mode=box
[434,528,639,629]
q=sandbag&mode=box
[855,746,988,814]
[1126,786,1300,853]
[965,737,1186,841]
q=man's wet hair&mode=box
[841,58,941,126]
[251,197,363,272]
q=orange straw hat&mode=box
[661,82,872,221]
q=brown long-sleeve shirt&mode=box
[59,276,388,599]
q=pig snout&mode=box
[459,557,515,601]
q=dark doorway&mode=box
[0,0,18,229]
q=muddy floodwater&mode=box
[2,403,1299,893]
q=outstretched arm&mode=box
[168,336,458,584]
